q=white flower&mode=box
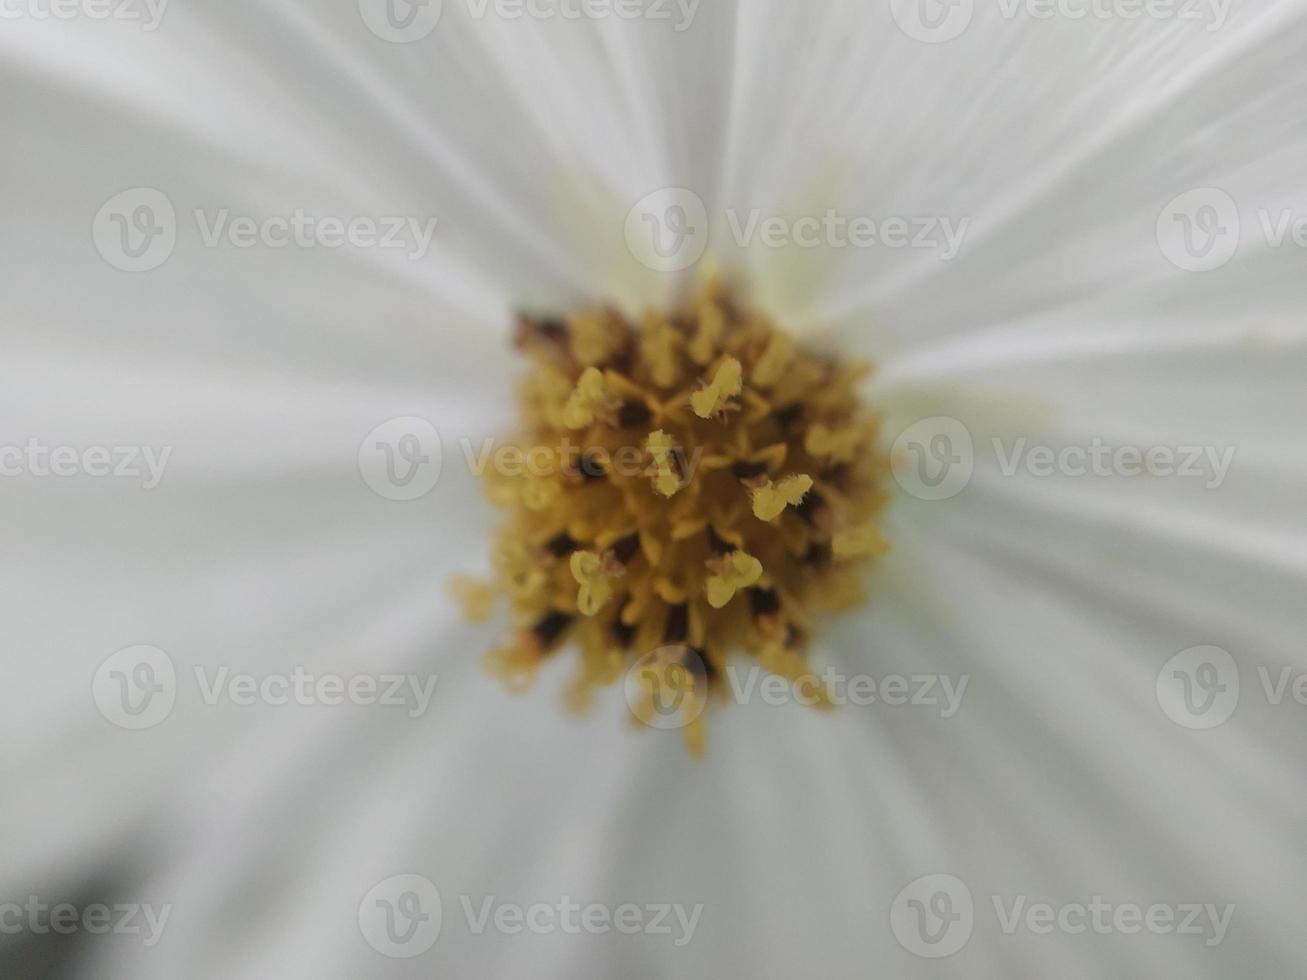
[1,1,1305,978]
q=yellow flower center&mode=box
[473,280,888,754]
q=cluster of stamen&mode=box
[467,281,888,754]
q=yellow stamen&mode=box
[641,314,681,388]
[832,525,890,559]
[646,430,683,497]
[470,283,887,754]
[689,302,725,365]
[447,575,495,623]
[690,358,743,419]
[562,366,610,429]
[569,550,614,616]
[805,423,863,462]
[569,312,614,366]
[705,550,763,609]
[752,332,793,388]
[751,474,814,521]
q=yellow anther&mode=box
[805,423,862,462]
[569,550,613,616]
[751,474,814,521]
[448,575,495,623]
[832,525,889,559]
[520,478,560,511]
[759,642,833,710]
[689,302,725,365]
[641,316,680,388]
[752,332,793,387]
[561,367,610,430]
[655,578,690,605]
[486,636,541,693]
[691,358,743,419]
[647,430,682,497]
[705,550,763,609]
[569,313,612,366]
